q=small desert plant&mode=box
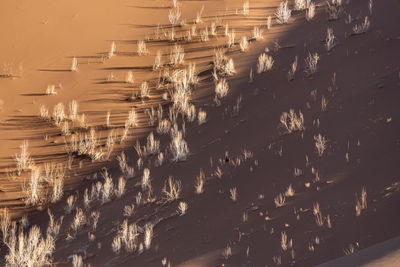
[227,29,235,47]
[153,50,163,70]
[326,0,344,20]
[69,100,78,121]
[141,168,151,190]
[195,6,204,24]
[280,109,305,133]
[170,44,184,65]
[257,53,274,74]
[22,166,44,206]
[169,131,189,162]
[126,109,137,128]
[344,243,358,255]
[65,195,76,214]
[267,16,272,29]
[243,0,250,16]
[288,56,298,81]
[222,243,232,259]
[72,254,83,267]
[325,28,337,51]
[275,1,291,24]
[52,102,65,126]
[285,184,295,197]
[274,193,286,207]
[101,171,114,203]
[200,26,209,42]
[213,49,236,77]
[144,224,154,250]
[162,176,182,201]
[144,132,160,156]
[123,204,135,217]
[355,187,367,216]
[46,85,57,95]
[157,119,171,134]
[239,36,249,52]
[321,95,328,111]
[215,79,229,99]
[71,57,78,72]
[168,6,181,25]
[352,16,370,35]
[315,211,324,226]
[71,208,86,234]
[198,109,207,125]
[117,152,134,178]
[126,71,134,84]
[47,209,64,239]
[253,26,263,40]
[295,0,311,10]
[90,211,100,231]
[304,52,320,75]
[194,169,205,194]
[306,3,316,20]
[210,22,217,36]
[314,134,327,156]
[112,235,122,254]
[281,231,288,251]
[108,41,116,58]
[40,105,50,120]
[230,187,238,202]
[137,40,149,55]
[138,81,149,99]
[15,140,33,174]
[177,201,188,215]
[115,177,126,198]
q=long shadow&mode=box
[20,93,47,97]
[100,65,153,71]
[37,69,71,72]
[127,5,170,10]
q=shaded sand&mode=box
[318,235,400,267]
[1,0,400,266]
[0,0,286,215]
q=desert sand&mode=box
[1,0,400,266]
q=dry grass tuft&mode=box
[177,201,188,215]
[275,1,292,24]
[352,16,370,35]
[355,186,367,216]
[162,176,182,201]
[280,109,305,133]
[194,169,205,194]
[314,134,327,157]
[274,193,286,207]
[257,53,274,74]
[304,52,320,75]
[230,187,238,202]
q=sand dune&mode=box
[1,0,400,266]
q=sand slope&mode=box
[1,0,400,266]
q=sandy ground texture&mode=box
[1,0,400,266]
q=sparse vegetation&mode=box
[304,52,320,75]
[230,187,238,202]
[280,109,305,133]
[314,134,327,156]
[274,193,286,207]
[257,53,274,74]
[162,176,182,201]
[325,28,337,51]
[137,40,149,56]
[355,187,367,216]
[352,16,370,35]
[275,1,292,24]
